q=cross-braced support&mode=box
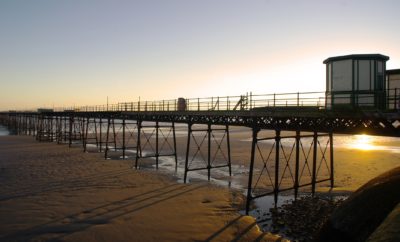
[36,115,56,142]
[135,120,177,170]
[104,116,138,159]
[68,116,84,147]
[183,123,232,183]
[245,129,334,214]
[27,115,38,136]
[83,116,99,152]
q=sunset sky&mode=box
[1,0,399,110]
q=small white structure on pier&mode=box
[324,54,389,110]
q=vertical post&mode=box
[55,116,59,143]
[395,88,398,110]
[135,120,142,169]
[50,116,54,142]
[83,117,89,152]
[172,121,178,171]
[155,120,159,169]
[246,127,259,214]
[93,117,98,148]
[105,117,111,159]
[274,129,281,205]
[184,123,192,183]
[226,125,232,176]
[78,117,84,143]
[63,116,67,142]
[312,131,318,194]
[273,93,276,107]
[30,115,33,136]
[99,117,103,152]
[69,116,73,147]
[329,132,334,188]
[112,119,117,151]
[122,117,126,159]
[26,115,29,136]
[207,123,211,181]
[294,130,300,199]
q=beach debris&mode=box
[257,195,343,242]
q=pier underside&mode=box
[1,109,399,213]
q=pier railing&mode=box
[11,89,400,113]
[57,91,327,112]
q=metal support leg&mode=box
[226,125,232,176]
[184,123,192,183]
[122,118,126,159]
[207,123,211,181]
[135,120,142,169]
[294,130,300,199]
[69,116,73,147]
[246,127,259,214]
[155,121,159,169]
[274,129,281,205]
[63,116,67,142]
[312,131,318,194]
[105,118,111,159]
[99,117,103,152]
[112,119,117,151]
[93,117,98,149]
[172,121,178,171]
[84,117,89,152]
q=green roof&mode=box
[323,54,389,64]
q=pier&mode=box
[1,91,400,214]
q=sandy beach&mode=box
[1,125,399,242]
[0,135,274,242]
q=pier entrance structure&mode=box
[2,54,400,214]
[324,54,389,110]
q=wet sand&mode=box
[0,135,271,242]
[1,125,399,241]
[125,124,400,194]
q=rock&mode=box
[366,202,400,242]
[260,232,282,242]
[317,167,400,242]
[261,195,340,241]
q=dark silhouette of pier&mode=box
[1,91,400,213]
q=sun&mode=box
[352,134,375,151]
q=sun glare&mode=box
[352,134,375,151]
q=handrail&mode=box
[5,89,400,112]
